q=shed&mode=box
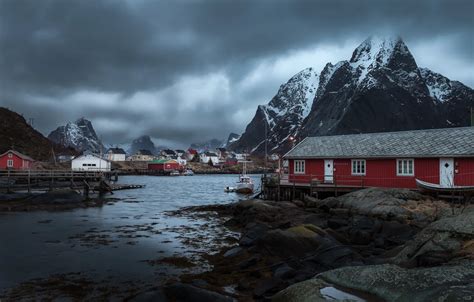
[72,154,111,171]
[0,150,35,170]
[148,159,181,172]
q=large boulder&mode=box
[393,207,474,267]
[274,262,474,302]
[26,189,85,204]
[163,283,234,302]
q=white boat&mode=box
[235,175,254,194]
[224,186,236,193]
[416,179,474,193]
[234,157,254,194]
[169,170,180,176]
[183,169,194,176]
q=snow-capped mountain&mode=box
[48,118,104,153]
[231,35,473,154]
[230,67,318,153]
[225,133,241,147]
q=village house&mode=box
[232,152,248,162]
[71,153,111,172]
[106,147,127,162]
[283,127,474,189]
[175,150,186,157]
[200,151,220,165]
[176,156,187,166]
[185,148,198,161]
[215,148,227,159]
[160,149,176,159]
[224,157,238,166]
[130,149,154,161]
[0,150,34,170]
[148,159,181,172]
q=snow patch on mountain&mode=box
[419,68,453,102]
[48,118,103,153]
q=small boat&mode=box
[224,186,236,193]
[183,169,194,176]
[235,175,254,194]
[415,179,474,193]
[169,170,180,176]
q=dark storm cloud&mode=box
[0,0,472,147]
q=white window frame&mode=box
[8,153,13,158]
[351,159,366,176]
[397,159,414,176]
[294,160,305,174]
[7,159,14,167]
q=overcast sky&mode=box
[0,0,473,148]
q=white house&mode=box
[106,148,127,162]
[200,152,219,165]
[72,154,111,171]
[176,156,187,166]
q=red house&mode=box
[148,159,181,172]
[283,127,474,189]
[0,150,35,170]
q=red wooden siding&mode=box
[454,158,474,186]
[288,157,474,188]
[0,152,33,170]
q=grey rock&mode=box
[163,283,234,302]
[223,247,243,258]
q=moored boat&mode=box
[235,175,254,194]
[183,169,194,176]
[415,179,474,193]
[169,170,180,176]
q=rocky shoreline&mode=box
[0,189,114,212]
[163,188,473,301]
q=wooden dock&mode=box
[0,170,142,195]
[261,174,365,201]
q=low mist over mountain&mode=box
[48,118,104,153]
[230,36,474,155]
[190,138,225,152]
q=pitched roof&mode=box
[204,151,218,156]
[162,149,176,155]
[137,149,153,156]
[149,159,178,164]
[107,147,126,154]
[0,150,35,161]
[284,127,474,159]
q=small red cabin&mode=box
[0,150,35,170]
[148,159,181,172]
[283,127,474,189]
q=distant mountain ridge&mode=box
[0,107,75,160]
[230,35,474,154]
[48,118,104,153]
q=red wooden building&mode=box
[148,159,181,172]
[0,150,35,170]
[283,127,474,189]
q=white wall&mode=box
[107,153,126,162]
[72,154,111,171]
[200,154,219,165]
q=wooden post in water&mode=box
[27,170,31,193]
[7,169,11,193]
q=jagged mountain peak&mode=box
[350,35,405,65]
[232,35,473,155]
[48,118,103,153]
[129,135,156,155]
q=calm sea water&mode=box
[0,174,261,292]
